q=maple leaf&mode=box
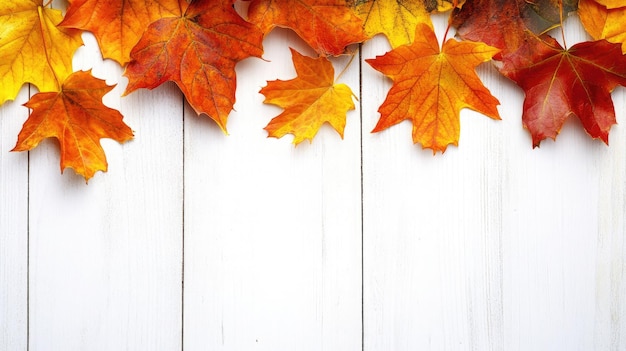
[247,0,369,56]
[0,0,83,104]
[450,0,577,58]
[124,0,264,132]
[366,24,500,152]
[579,0,626,54]
[500,35,626,146]
[354,0,463,48]
[13,70,133,181]
[260,48,356,144]
[60,0,184,65]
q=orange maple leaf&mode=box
[0,0,83,104]
[61,0,184,65]
[366,24,501,153]
[13,70,134,181]
[579,0,626,54]
[248,0,368,56]
[124,0,264,132]
[260,48,356,144]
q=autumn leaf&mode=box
[579,0,626,54]
[0,0,83,104]
[60,0,184,65]
[451,0,577,58]
[354,0,431,48]
[13,70,133,181]
[500,35,626,146]
[354,0,463,48]
[260,48,356,144]
[591,0,624,7]
[366,24,500,152]
[124,0,264,132]
[248,0,368,56]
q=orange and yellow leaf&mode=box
[124,0,264,132]
[354,0,462,48]
[248,0,368,56]
[366,24,500,152]
[260,48,356,144]
[579,0,626,54]
[13,70,133,180]
[61,0,184,65]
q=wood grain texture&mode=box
[26,33,183,351]
[0,87,29,351]
[182,28,362,351]
[362,13,626,351]
[1,4,626,351]
[361,19,505,350]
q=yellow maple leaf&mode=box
[579,0,626,54]
[366,24,500,152]
[354,0,463,48]
[0,0,83,104]
[260,48,356,144]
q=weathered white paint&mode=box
[1,7,625,351]
[361,13,626,351]
[183,27,363,351]
[0,85,29,351]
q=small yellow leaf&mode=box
[260,48,356,144]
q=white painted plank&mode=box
[183,28,362,350]
[361,14,505,350]
[0,86,29,351]
[595,84,626,350]
[362,13,626,351]
[27,32,183,350]
[500,17,626,351]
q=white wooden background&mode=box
[2,5,626,350]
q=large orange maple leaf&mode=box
[124,0,264,132]
[500,35,626,146]
[61,0,184,65]
[13,70,134,181]
[260,48,356,144]
[0,0,83,104]
[248,0,368,56]
[366,24,501,153]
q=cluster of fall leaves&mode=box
[1,0,625,180]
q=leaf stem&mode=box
[442,0,460,44]
[443,22,451,43]
[336,49,358,82]
[43,0,53,7]
[559,0,567,49]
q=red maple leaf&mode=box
[451,0,577,58]
[501,35,626,146]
